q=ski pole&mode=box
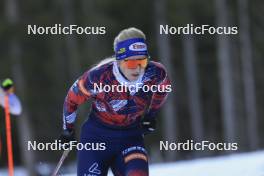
[52,149,70,176]
[5,95,14,176]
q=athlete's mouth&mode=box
[132,73,140,77]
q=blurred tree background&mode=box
[0,0,264,174]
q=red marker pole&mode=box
[4,95,14,176]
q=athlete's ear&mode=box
[116,60,121,67]
[117,60,125,72]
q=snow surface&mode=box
[1,151,264,176]
[148,151,264,176]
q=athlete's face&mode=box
[119,56,147,81]
[5,87,15,94]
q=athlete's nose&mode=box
[132,65,141,73]
[137,65,142,72]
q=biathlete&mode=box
[60,27,171,176]
[0,78,22,162]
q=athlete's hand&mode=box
[59,129,76,144]
[142,118,156,135]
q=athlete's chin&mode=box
[129,75,139,81]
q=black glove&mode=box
[59,129,76,145]
[142,118,156,135]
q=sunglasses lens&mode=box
[122,58,148,69]
[140,59,147,68]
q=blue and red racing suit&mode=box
[63,60,171,176]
